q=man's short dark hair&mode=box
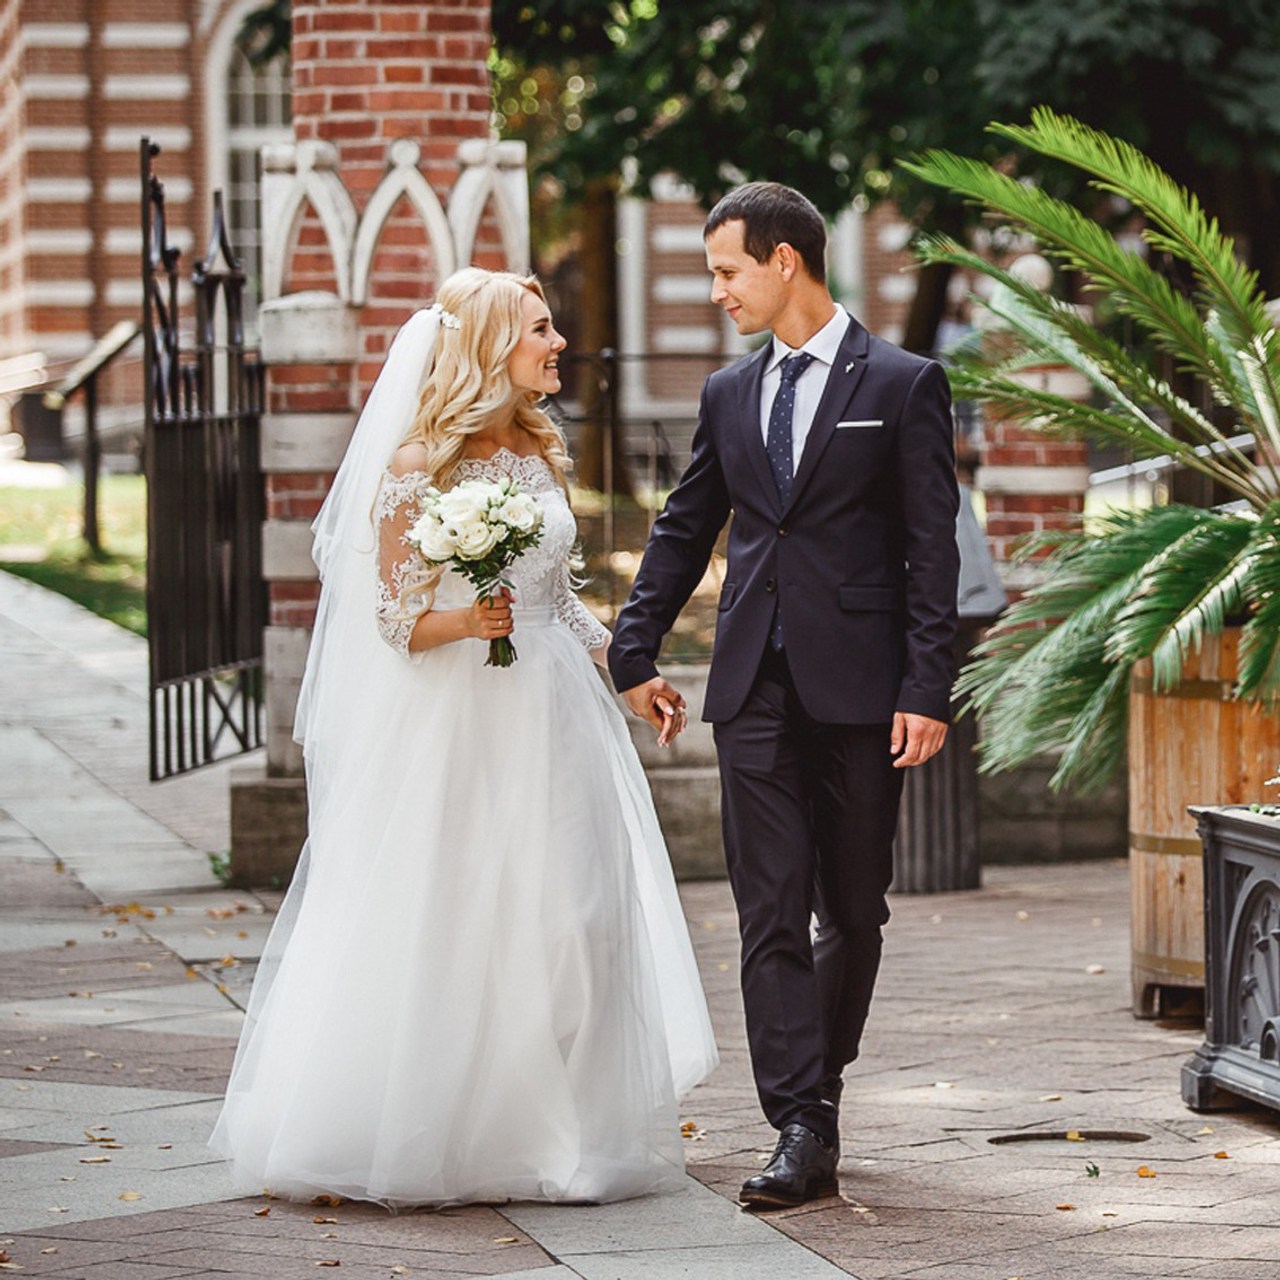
[704,182,827,284]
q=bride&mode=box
[209,268,718,1208]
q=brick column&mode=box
[974,255,1092,594]
[230,0,503,884]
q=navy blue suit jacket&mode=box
[609,315,961,725]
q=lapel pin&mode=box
[844,361,855,374]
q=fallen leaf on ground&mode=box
[1086,1162,1100,1178]
[390,1267,411,1276]
[1196,1125,1214,1135]
[254,1207,270,1217]
[48,1207,68,1214]
[934,1081,954,1089]
[118,1191,142,1202]
[1214,1150,1230,1159]
[79,1156,110,1164]
[493,1237,518,1244]
[1136,1166,1156,1178]
[315,1263,340,1269]
[1066,1130,1084,1142]
[83,1050,102,1060]
[313,1216,338,1225]
[1101,1211,1118,1218]
[312,1194,342,1207]
[1016,911,1030,921]
[40,1248,57,1255]
[219,954,239,967]
[157,1143,172,1150]
[1039,1094,1062,1102]
[1056,1203,1075,1211]
[1085,965,1105,975]
[84,1131,115,1143]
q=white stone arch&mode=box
[349,139,457,306]
[203,0,291,283]
[260,140,358,303]
[448,139,530,270]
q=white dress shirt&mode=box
[759,305,849,472]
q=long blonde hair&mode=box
[404,268,572,492]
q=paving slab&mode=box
[6,569,1280,1275]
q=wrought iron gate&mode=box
[141,138,266,780]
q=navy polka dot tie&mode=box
[766,352,813,650]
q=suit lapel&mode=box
[783,317,871,517]
[733,343,780,512]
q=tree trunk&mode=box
[899,202,965,356]
[901,259,953,355]
[574,178,633,497]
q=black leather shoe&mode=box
[740,1123,838,1209]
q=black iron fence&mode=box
[142,137,266,780]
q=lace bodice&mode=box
[374,450,610,658]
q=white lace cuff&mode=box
[555,565,609,652]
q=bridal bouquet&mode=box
[406,476,544,667]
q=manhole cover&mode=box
[988,1130,1151,1145]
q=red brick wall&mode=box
[269,0,497,628]
[0,0,24,354]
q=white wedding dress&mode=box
[210,449,717,1208]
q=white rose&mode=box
[496,493,540,534]
[451,518,502,559]
[436,485,485,526]
[415,520,457,562]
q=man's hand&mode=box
[622,676,688,748]
[891,712,947,768]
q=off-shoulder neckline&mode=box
[384,447,553,482]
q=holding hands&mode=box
[622,675,688,748]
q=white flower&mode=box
[452,518,502,559]
[436,483,486,527]
[411,516,457,562]
[496,492,541,534]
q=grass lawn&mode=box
[0,474,148,636]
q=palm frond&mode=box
[1238,511,1280,702]
[992,109,1280,429]
[1105,514,1256,688]
[900,150,1247,405]
[958,507,1221,790]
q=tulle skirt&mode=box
[209,608,718,1208]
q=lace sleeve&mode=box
[375,471,436,660]
[555,561,610,653]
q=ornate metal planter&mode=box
[1182,804,1280,1113]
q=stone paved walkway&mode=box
[2,569,1279,1278]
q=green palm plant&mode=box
[899,107,1280,793]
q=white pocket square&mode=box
[836,419,884,429]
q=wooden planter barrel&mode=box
[1129,629,1280,1016]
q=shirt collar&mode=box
[765,305,848,375]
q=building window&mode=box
[225,43,291,317]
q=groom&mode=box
[609,181,959,1208]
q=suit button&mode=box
[765,578,776,593]
[777,526,789,537]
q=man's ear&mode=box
[774,242,798,281]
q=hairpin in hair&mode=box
[432,303,462,330]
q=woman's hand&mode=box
[467,588,514,641]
